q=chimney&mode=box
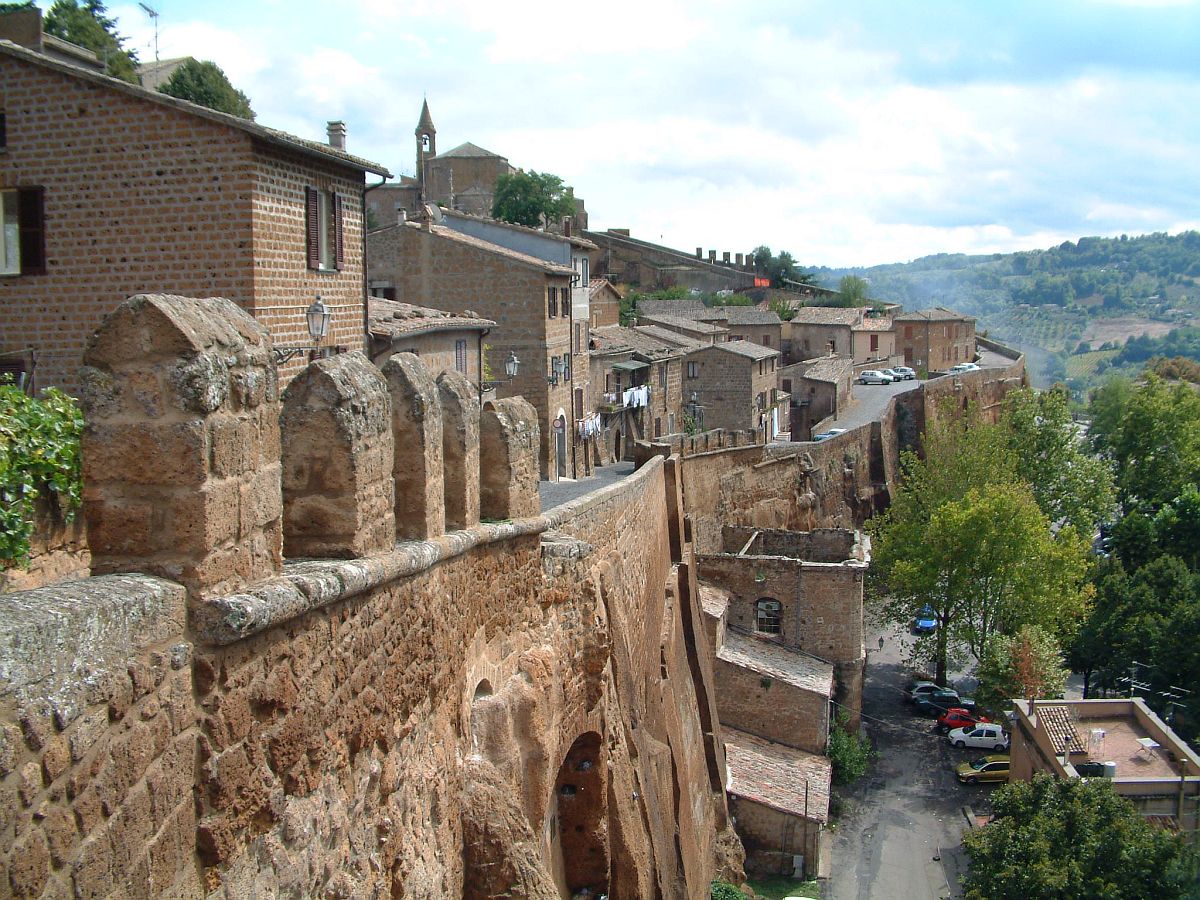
[696,247,703,259]
[562,216,573,237]
[326,120,347,150]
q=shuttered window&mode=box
[455,339,467,374]
[2,187,45,276]
[305,187,344,272]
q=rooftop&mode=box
[441,208,598,251]
[790,356,851,382]
[853,316,893,332]
[589,325,696,359]
[588,278,623,298]
[705,340,779,362]
[395,222,575,276]
[784,306,864,326]
[699,583,731,621]
[435,141,506,160]
[717,629,834,696]
[694,306,782,327]
[367,299,494,339]
[894,306,976,323]
[0,41,391,177]
[724,728,832,823]
[639,314,728,336]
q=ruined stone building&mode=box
[0,39,388,393]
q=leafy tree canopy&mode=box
[962,773,1197,900]
[975,625,1067,714]
[158,58,255,120]
[751,245,817,289]
[491,170,575,228]
[836,274,870,306]
[44,0,137,83]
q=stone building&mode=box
[638,313,728,346]
[779,355,855,440]
[851,314,897,366]
[684,341,787,440]
[588,277,624,329]
[0,39,389,393]
[894,306,977,372]
[365,297,494,382]
[783,307,863,366]
[691,306,782,353]
[368,220,586,480]
[585,228,759,293]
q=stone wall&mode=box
[714,655,830,754]
[0,294,738,898]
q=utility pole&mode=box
[138,3,159,62]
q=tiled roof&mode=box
[408,223,575,275]
[794,357,850,382]
[724,728,832,823]
[633,325,702,352]
[442,208,598,250]
[589,325,692,360]
[640,314,727,335]
[786,307,863,326]
[435,141,505,159]
[695,306,782,326]
[367,298,493,339]
[1037,704,1079,754]
[708,340,779,362]
[589,278,623,298]
[0,41,391,177]
[717,629,833,695]
[699,583,731,621]
[894,306,977,323]
[853,316,893,331]
[636,297,710,317]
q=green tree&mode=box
[158,58,255,120]
[962,773,1196,899]
[491,170,575,228]
[44,0,137,83]
[750,245,816,289]
[975,625,1067,714]
[836,275,869,306]
[827,710,873,784]
[1086,375,1134,459]
[1003,387,1115,534]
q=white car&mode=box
[948,362,981,374]
[892,366,917,380]
[947,723,1010,751]
[856,370,894,384]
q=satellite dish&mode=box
[423,203,443,224]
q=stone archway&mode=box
[548,731,608,898]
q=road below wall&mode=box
[825,624,994,900]
[539,460,636,511]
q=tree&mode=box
[836,275,870,306]
[975,625,1067,714]
[750,245,816,289]
[158,58,255,120]
[1003,387,1115,535]
[962,774,1196,900]
[827,710,873,784]
[44,0,137,83]
[491,170,575,228]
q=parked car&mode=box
[856,370,894,384]
[948,362,981,374]
[948,723,1010,751]
[905,680,945,703]
[937,708,990,734]
[892,366,917,380]
[813,428,847,442]
[914,690,977,716]
[880,368,902,381]
[955,754,1010,784]
[912,605,937,635]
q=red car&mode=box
[936,708,990,735]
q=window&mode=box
[659,363,667,389]
[563,353,571,381]
[605,373,611,392]
[759,360,765,376]
[870,334,879,352]
[548,287,558,318]
[574,387,584,418]
[782,379,792,393]
[575,323,582,354]
[654,417,661,437]
[305,188,343,271]
[687,361,698,379]
[756,599,782,635]
[668,413,675,433]
[455,339,467,374]
[1,188,45,276]
[905,325,913,339]
[762,334,771,347]
[0,113,6,149]
[581,256,589,284]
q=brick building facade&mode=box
[894,307,977,372]
[365,297,493,382]
[684,341,787,440]
[0,41,389,394]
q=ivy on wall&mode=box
[0,384,83,566]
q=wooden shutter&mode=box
[333,193,344,270]
[18,187,45,275]
[305,187,320,270]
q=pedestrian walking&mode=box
[878,635,885,652]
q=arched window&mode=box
[756,599,782,635]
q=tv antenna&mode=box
[138,3,160,62]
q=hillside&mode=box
[816,231,1200,388]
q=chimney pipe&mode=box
[327,120,347,150]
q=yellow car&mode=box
[956,754,1010,784]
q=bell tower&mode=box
[416,99,436,201]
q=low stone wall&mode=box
[0,498,89,595]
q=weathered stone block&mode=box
[437,368,481,530]
[480,397,541,521]
[381,352,445,541]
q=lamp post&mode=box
[547,356,564,386]
[272,296,332,365]
[480,352,520,397]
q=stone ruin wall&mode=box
[0,294,739,899]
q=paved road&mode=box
[825,623,995,900]
[538,460,636,511]
[823,377,921,434]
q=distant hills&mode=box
[816,231,1200,389]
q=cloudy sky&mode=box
[71,0,1200,266]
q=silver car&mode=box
[856,370,894,384]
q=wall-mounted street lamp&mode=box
[273,297,331,365]
[480,351,520,397]
[547,356,565,386]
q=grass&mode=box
[1065,349,1119,379]
[745,876,821,899]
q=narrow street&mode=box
[825,624,994,900]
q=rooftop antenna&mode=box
[138,2,159,62]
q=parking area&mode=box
[825,624,999,900]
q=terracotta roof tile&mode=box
[894,306,976,323]
[1037,704,1079,754]
[724,728,832,822]
[411,223,575,275]
[717,629,833,695]
[785,307,864,326]
[708,340,779,361]
[640,314,727,335]
[367,298,494,339]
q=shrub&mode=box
[0,384,83,566]
[710,881,745,900]
[828,710,873,785]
